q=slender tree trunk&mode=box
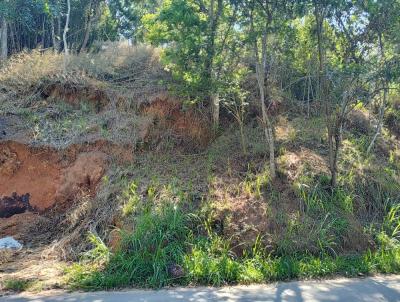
[329,115,342,189]
[367,33,387,154]
[80,19,92,53]
[51,17,60,52]
[205,0,223,129]
[307,75,310,118]
[211,93,220,129]
[252,13,276,179]
[314,1,338,188]
[82,0,101,52]
[14,23,21,52]
[239,122,247,155]
[63,0,71,71]
[255,62,276,180]
[0,17,8,61]
[57,16,61,39]
[80,0,94,53]
[41,15,46,49]
[10,22,16,54]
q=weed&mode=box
[121,181,141,216]
[67,202,190,289]
[2,279,33,292]
[184,236,240,286]
[241,168,270,198]
[382,204,400,243]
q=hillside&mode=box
[1,0,400,294]
[0,43,399,292]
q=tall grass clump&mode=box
[67,202,190,289]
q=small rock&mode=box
[167,263,185,279]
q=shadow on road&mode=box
[2,276,400,302]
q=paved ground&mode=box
[2,275,400,302]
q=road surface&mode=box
[2,275,400,302]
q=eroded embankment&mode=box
[0,141,110,238]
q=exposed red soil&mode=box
[42,82,109,111]
[0,140,111,221]
[55,151,107,204]
[0,140,114,242]
[0,141,63,210]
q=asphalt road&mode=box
[2,275,400,302]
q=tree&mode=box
[249,1,276,179]
[243,0,294,180]
[0,0,10,61]
[143,0,237,128]
[63,0,71,71]
[363,0,400,153]
[307,0,387,188]
[205,0,223,128]
[0,15,7,60]
[80,0,102,52]
[310,0,352,188]
[108,0,160,42]
[0,0,117,57]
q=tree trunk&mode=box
[41,15,46,49]
[0,17,8,61]
[314,1,338,188]
[51,17,60,52]
[328,116,342,189]
[10,22,16,54]
[239,122,247,155]
[80,0,94,53]
[252,15,276,180]
[367,33,387,154]
[256,65,276,180]
[57,16,61,38]
[205,0,223,129]
[63,0,71,71]
[211,93,220,129]
[14,23,21,52]
[367,86,387,154]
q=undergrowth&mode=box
[66,180,400,289]
[66,222,400,289]
[65,121,400,289]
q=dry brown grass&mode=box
[0,42,173,152]
[37,170,123,260]
[141,95,212,150]
[0,42,167,109]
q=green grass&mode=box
[64,123,400,290]
[2,279,34,292]
[67,202,191,289]
[67,234,400,289]
[66,205,400,289]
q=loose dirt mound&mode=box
[55,152,107,204]
[0,212,47,239]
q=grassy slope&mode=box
[65,110,400,289]
[1,47,399,290]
